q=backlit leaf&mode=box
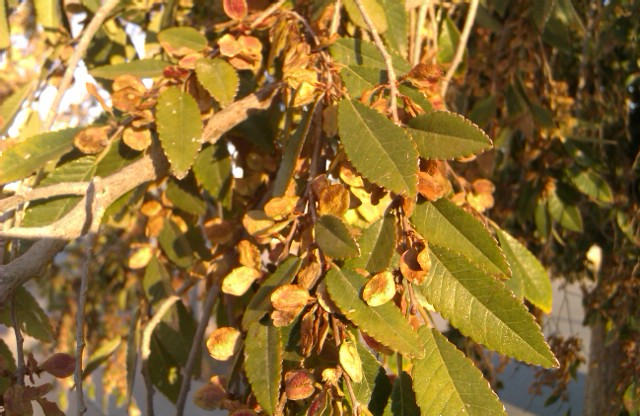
[315,215,360,260]
[195,58,239,108]
[419,246,557,368]
[343,0,388,34]
[34,0,61,29]
[0,287,54,342]
[0,82,34,136]
[245,321,282,415]
[351,341,392,414]
[410,198,510,277]
[82,338,121,379]
[413,327,506,416]
[156,87,203,179]
[242,257,301,330]
[325,267,423,358]
[437,16,462,65]
[0,0,8,49]
[381,0,408,57]
[547,188,583,232]
[346,216,396,274]
[90,59,171,80]
[0,128,80,184]
[495,227,552,313]
[566,166,613,204]
[338,99,418,197]
[158,26,208,56]
[408,111,492,160]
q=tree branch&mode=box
[352,0,400,124]
[0,86,279,306]
[440,0,479,98]
[44,0,122,130]
[0,182,90,213]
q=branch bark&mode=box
[0,86,279,306]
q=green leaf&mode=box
[0,339,16,395]
[315,215,360,260]
[22,156,97,227]
[351,342,392,415]
[143,257,172,306]
[149,333,182,403]
[330,38,411,74]
[158,217,195,268]
[325,267,423,358]
[547,188,583,232]
[90,59,171,80]
[95,139,142,177]
[338,99,418,197]
[245,320,282,416]
[339,65,387,98]
[531,0,555,32]
[413,327,507,416]
[0,287,54,342]
[343,0,388,34]
[407,111,492,160]
[0,128,80,184]
[0,0,9,49]
[156,87,203,179]
[530,103,555,129]
[566,167,613,204]
[242,257,301,330]
[193,143,233,210]
[156,302,198,371]
[437,16,463,65]
[346,215,396,274]
[272,103,317,197]
[495,227,552,313]
[468,95,497,127]
[0,82,34,136]
[165,176,207,216]
[83,338,121,379]
[419,246,557,368]
[158,26,207,55]
[389,372,420,416]
[195,58,239,108]
[410,198,510,277]
[381,0,408,57]
[34,0,61,29]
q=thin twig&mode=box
[250,0,286,29]
[44,0,121,130]
[352,0,400,124]
[440,0,479,98]
[407,283,431,325]
[412,1,428,67]
[74,178,104,416]
[343,374,360,416]
[175,282,220,416]
[140,296,180,361]
[10,297,25,386]
[330,0,342,36]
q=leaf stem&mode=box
[352,0,400,124]
[440,0,479,98]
